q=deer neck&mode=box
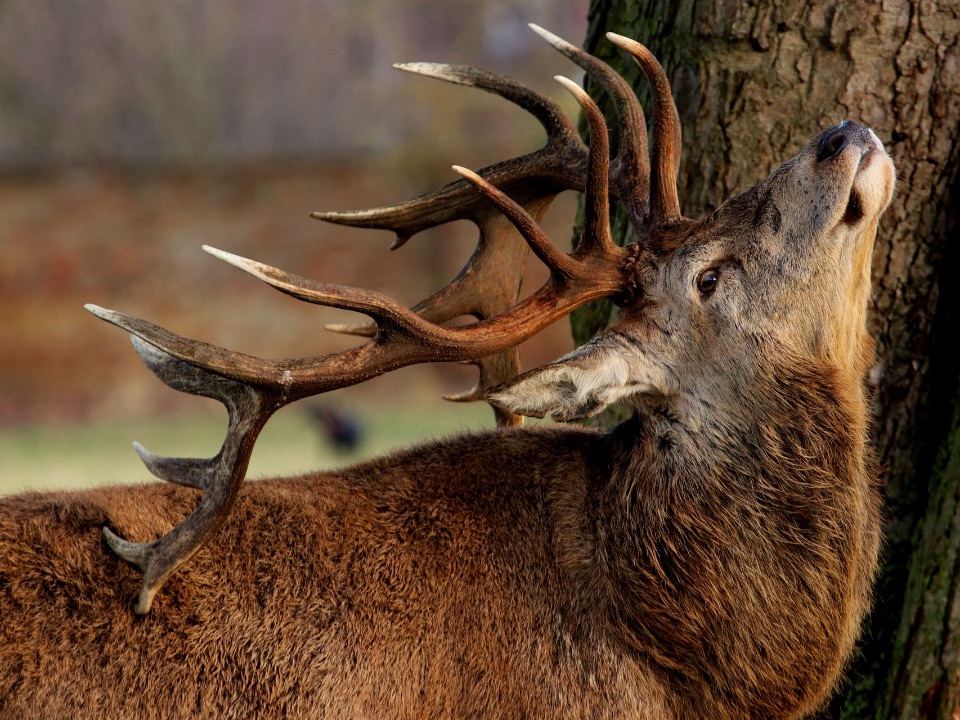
[591,354,879,710]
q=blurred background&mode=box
[0,0,588,493]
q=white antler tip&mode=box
[605,32,648,56]
[529,23,570,49]
[203,245,266,277]
[527,23,550,39]
[202,244,231,261]
[442,384,484,403]
[451,165,481,182]
[394,61,439,74]
[394,62,478,88]
[554,75,588,102]
[85,304,123,324]
[394,62,431,75]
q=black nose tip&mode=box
[816,124,854,163]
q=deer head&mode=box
[86,27,894,614]
[490,119,895,424]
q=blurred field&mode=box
[0,397,495,496]
[0,1,586,497]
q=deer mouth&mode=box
[813,122,892,228]
[847,130,895,225]
[816,122,893,229]
[843,143,881,225]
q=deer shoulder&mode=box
[0,26,894,720]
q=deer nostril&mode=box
[816,127,851,163]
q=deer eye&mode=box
[697,268,720,296]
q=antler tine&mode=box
[89,289,420,614]
[451,165,577,275]
[528,23,650,221]
[554,76,616,259]
[401,209,532,429]
[101,335,275,614]
[85,296,416,397]
[606,33,682,223]
[442,349,520,427]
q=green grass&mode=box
[0,401,494,496]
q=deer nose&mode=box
[816,122,864,163]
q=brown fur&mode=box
[0,122,893,718]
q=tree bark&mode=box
[575,1,960,717]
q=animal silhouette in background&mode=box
[308,405,362,454]
[0,25,894,720]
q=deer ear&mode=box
[486,334,666,422]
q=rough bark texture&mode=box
[574,1,960,717]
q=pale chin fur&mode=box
[854,130,896,220]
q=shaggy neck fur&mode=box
[590,351,881,719]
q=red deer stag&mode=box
[0,26,893,720]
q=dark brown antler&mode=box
[311,61,584,427]
[605,32,683,223]
[89,28,681,613]
[312,23,660,420]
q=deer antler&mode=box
[312,23,657,421]
[312,62,583,426]
[605,32,682,223]
[89,29,681,613]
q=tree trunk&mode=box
[575,1,960,717]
